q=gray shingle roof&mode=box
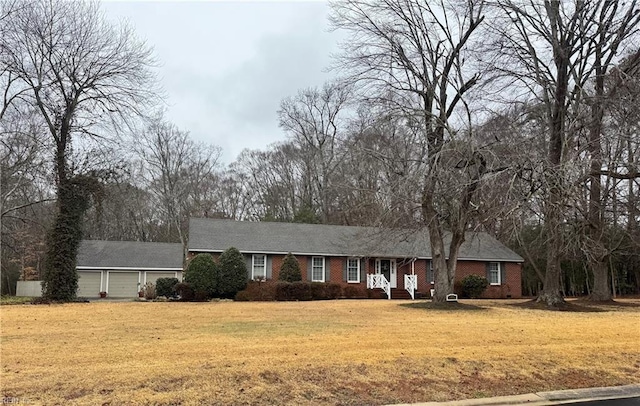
[188,218,524,262]
[77,240,184,269]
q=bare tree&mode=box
[134,115,221,248]
[0,105,53,294]
[330,0,489,302]
[1,106,53,222]
[1,0,159,300]
[278,81,352,223]
[212,167,254,221]
[232,145,307,222]
[585,44,640,300]
[598,54,640,296]
[484,0,640,306]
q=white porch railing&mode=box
[367,274,391,299]
[404,274,418,300]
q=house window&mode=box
[428,260,434,284]
[347,258,360,283]
[488,262,501,285]
[312,257,325,282]
[252,254,266,280]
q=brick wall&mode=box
[269,254,310,281]
[271,255,283,280]
[455,260,522,298]
[261,254,344,283]
[187,251,522,298]
[396,259,429,291]
[329,256,343,283]
[298,255,309,277]
[503,262,522,298]
[456,260,487,280]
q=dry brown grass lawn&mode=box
[1,299,639,405]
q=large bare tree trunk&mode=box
[489,0,640,307]
[422,182,453,302]
[587,51,612,302]
[629,138,638,235]
[537,23,568,306]
[331,0,485,303]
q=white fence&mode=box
[16,281,43,297]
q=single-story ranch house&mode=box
[76,240,183,297]
[20,219,523,299]
[188,218,524,299]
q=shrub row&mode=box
[160,276,489,301]
[180,249,248,301]
[275,281,342,301]
[235,281,370,301]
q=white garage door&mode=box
[145,272,177,285]
[77,271,101,298]
[108,272,139,297]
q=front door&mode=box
[375,259,397,288]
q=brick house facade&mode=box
[188,252,523,299]
[187,219,525,299]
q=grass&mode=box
[0,296,33,305]
[1,299,639,405]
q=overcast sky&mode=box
[102,1,342,163]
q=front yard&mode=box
[1,299,639,405]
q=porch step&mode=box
[389,288,413,300]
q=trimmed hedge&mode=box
[234,280,277,301]
[291,281,312,301]
[343,285,368,299]
[275,281,312,301]
[460,274,489,298]
[235,281,350,301]
[156,277,179,298]
[310,282,326,300]
[174,282,195,301]
[325,283,342,299]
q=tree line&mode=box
[1,0,638,305]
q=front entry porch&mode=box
[375,259,397,288]
[367,258,418,299]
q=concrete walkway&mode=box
[389,384,640,406]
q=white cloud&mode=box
[102,1,342,163]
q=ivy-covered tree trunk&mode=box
[41,142,101,300]
[41,181,82,300]
[3,0,157,300]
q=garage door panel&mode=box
[108,272,139,297]
[78,271,101,298]
[145,272,177,285]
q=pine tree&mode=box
[218,247,248,298]
[279,252,302,282]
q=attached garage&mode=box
[76,240,183,299]
[77,271,102,297]
[107,272,139,298]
